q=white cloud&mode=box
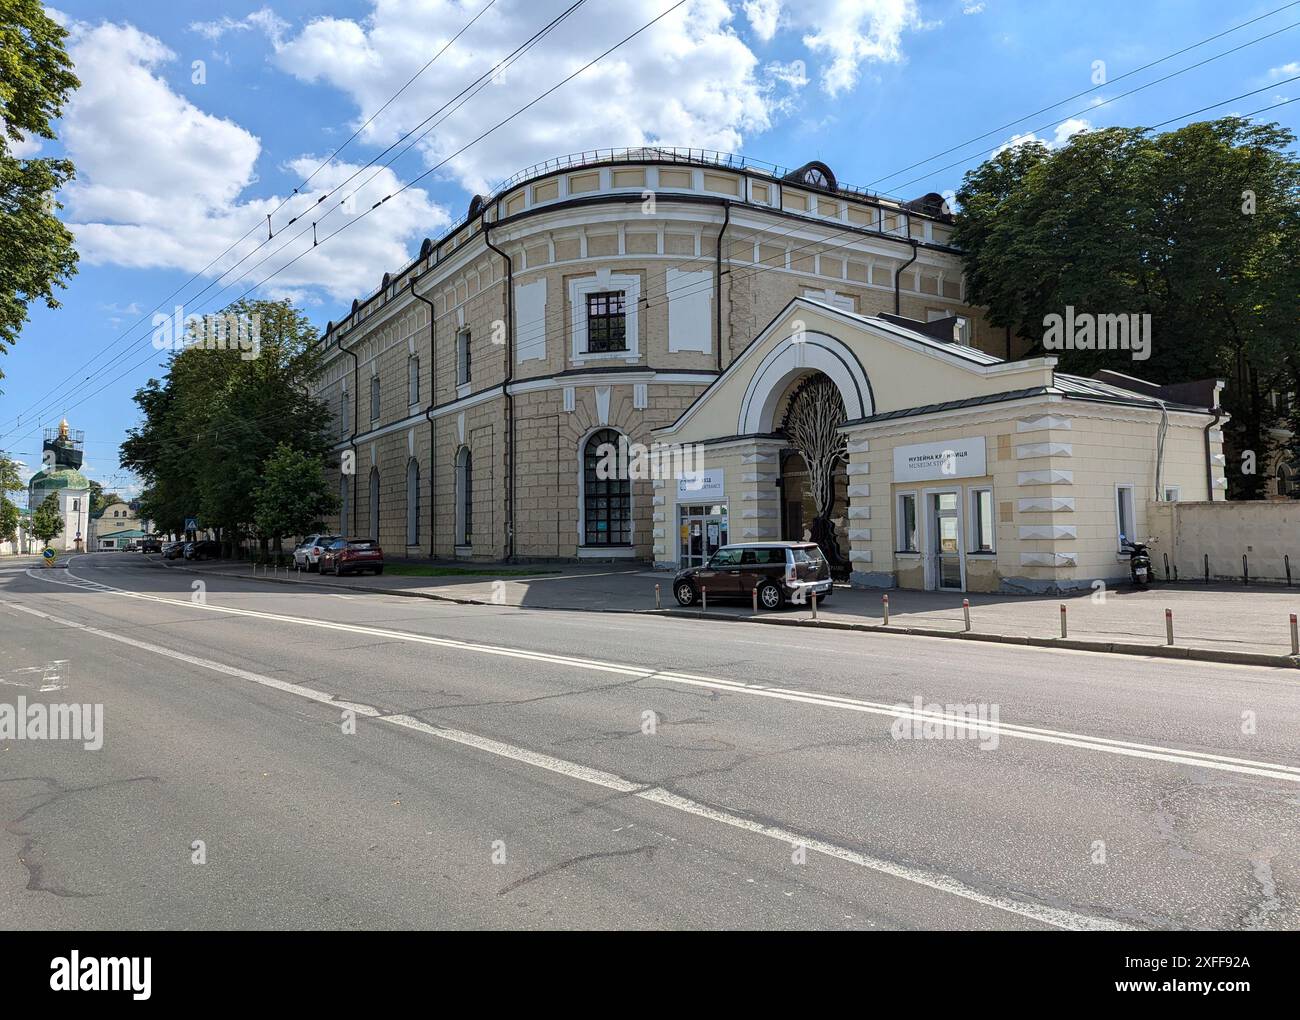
[9,132,43,157]
[962,2,985,14]
[190,7,289,47]
[781,0,926,97]
[1269,61,1300,78]
[271,0,775,195]
[743,0,781,41]
[993,117,1090,156]
[58,18,450,303]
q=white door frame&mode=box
[922,485,966,592]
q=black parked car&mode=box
[673,542,831,610]
[184,540,221,561]
[162,541,186,560]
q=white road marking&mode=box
[0,596,1132,931]
[21,566,1300,785]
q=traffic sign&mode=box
[41,547,56,568]
[184,517,198,532]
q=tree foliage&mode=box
[121,299,334,547]
[0,0,80,374]
[30,490,61,544]
[254,443,338,551]
[953,118,1300,499]
[0,494,18,544]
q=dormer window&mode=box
[802,167,829,187]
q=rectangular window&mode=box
[897,492,918,552]
[1163,485,1181,502]
[72,499,80,513]
[1116,484,1135,548]
[971,488,995,553]
[370,376,380,421]
[408,356,419,406]
[585,291,627,353]
[457,329,471,386]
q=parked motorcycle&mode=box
[1121,534,1155,589]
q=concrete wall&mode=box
[1148,500,1300,583]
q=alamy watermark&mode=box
[595,436,705,486]
[1042,305,1150,361]
[890,695,1000,750]
[0,697,103,750]
[151,305,262,360]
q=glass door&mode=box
[678,503,729,568]
[929,491,963,591]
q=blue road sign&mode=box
[184,517,198,531]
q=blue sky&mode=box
[1,0,1296,498]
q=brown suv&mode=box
[673,542,832,610]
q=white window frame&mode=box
[1163,485,1181,503]
[802,287,854,312]
[1115,483,1135,551]
[968,486,995,554]
[569,270,640,365]
[896,491,919,553]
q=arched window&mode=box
[406,458,420,545]
[1279,463,1295,499]
[455,447,472,547]
[339,474,350,533]
[368,467,380,542]
[582,428,631,546]
[408,355,420,406]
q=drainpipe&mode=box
[482,209,515,561]
[337,326,359,536]
[411,274,437,558]
[894,237,918,315]
[715,200,731,372]
[1203,410,1222,502]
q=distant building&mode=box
[27,419,91,552]
[90,497,146,550]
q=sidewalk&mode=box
[156,555,1300,668]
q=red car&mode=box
[319,538,384,576]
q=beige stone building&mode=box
[311,148,1225,592]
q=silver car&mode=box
[293,534,339,572]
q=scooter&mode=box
[1122,535,1155,589]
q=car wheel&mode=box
[674,581,696,606]
[757,581,783,610]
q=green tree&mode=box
[29,490,61,544]
[953,118,1300,499]
[0,0,80,376]
[122,298,334,552]
[253,443,339,556]
[0,450,21,546]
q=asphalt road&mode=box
[2,552,1297,930]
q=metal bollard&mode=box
[1165,608,1174,646]
[701,585,707,614]
[882,593,890,626]
[962,598,971,632]
[655,583,661,610]
[752,586,758,613]
[811,591,818,619]
[1060,604,1067,639]
[1291,613,1298,656]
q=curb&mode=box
[153,558,1300,671]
